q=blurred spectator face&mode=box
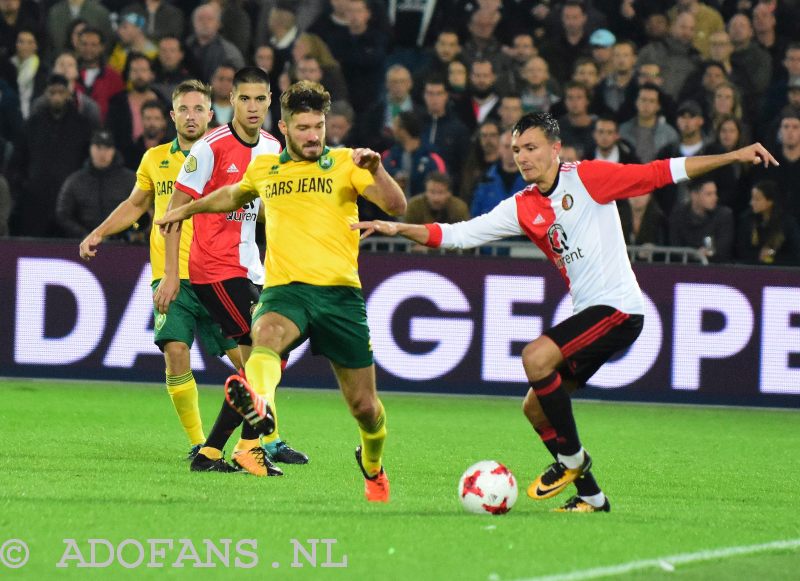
[268,7,295,34]
[469,61,496,96]
[142,106,167,138]
[78,31,104,66]
[636,88,660,120]
[522,56,549,87]
[565,86,589,115]
[386,66,412,101]
[709,32,733,62]
[645,13,669,41]
[129,57,154,91]
[424,179,452,211]
[718,119,740,150]
[671,12,695,45]
[211,66,235,100]
[784,48,800,78]
[193,4,221,41]
[593,119,619,150]
[117,21,140,45]
[637,64,663,87]
[291,36,310,63]
[498,96,523,128]
[53,52,79,83]
[573,62,599,89]
[749,186,772,215]
[561,5,586,36]
[158,37,184,71]
[254,45,274,73]
[346,0,370,35]
[612,43,636,74]
[15,30,37,60]
[45,83,71,112]
[780,116,800,148]
[752,3,775,35]
[70,21,87,52]
[591,45,612,69]
[90,143,115,169]
[172,90,212,141]
[498,130,516,170]
[560,145,579,162]
[713,85,735,115]
[448,60,467,90]
[727,14,753,46]
[702,64,726,92]
[435,32,461,63]
[326,113,351,145]
[423,82,448,117]
[478,122,500,160]
[629,192,651,211]
[691,181,718,212]
[0,0,21,17]
[510,34,536,65]
[789,87,800,108]
[296,57,323,83]
[677,111,703,139]
[468,9,500,42]
[330,0,349,18]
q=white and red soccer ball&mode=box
[458,460,518,515]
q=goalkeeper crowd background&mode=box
[1,239,798,408]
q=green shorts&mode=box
[151,279,238,356]
[253,283,373,369]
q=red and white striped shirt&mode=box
[175,124,281,285]
[427,158,689,315]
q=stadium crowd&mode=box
[1,0,799,265]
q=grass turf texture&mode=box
[1,380,798,580]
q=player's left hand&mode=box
[155,208,188,235]
[352,148,381,174]
[736,143,779,167]
[154,274,180,314]
[351,220,398,239]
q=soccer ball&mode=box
[458,460,518,515]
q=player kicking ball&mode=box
[353,112,778,512]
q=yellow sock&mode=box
[166,371,204,445]
[198,446,222,460]
[358,401,387,477]
[233,438,260,453]
[245,347,283,445]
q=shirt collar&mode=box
[279,146,330,164]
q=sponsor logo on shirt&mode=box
[159,159,170,168]
[547,223,585,267]
[226,163,239,174]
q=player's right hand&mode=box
[154,275,180,314]
[79,231,102,261]
[155,208,187,235]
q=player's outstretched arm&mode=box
[79,186,154,261]
[353,148,407,217]
[156,183,256,232]
[351,220,431,244]
[685,143,779,179]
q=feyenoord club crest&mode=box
[562,193,574,210]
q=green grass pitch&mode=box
[1,379,798,580]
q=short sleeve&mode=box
[175,140,214,199]
[135,149,154,191]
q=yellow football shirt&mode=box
[136,140,194,280]
[240,147,374,288]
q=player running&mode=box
[157,81,407,501]
[79,80,243,460]
[352,112,778,512]
[162,67,307,477]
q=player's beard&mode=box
[286,132,324,162]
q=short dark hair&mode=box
[123,51,151,80]
[232,66,270,91]
[594,115,618,130]
[688,179,716,193]
[396,110,422,138]
[512,112,560,142]
[78,26,105,44]
[280,80,331,118]
[141,99,166,116]
[425,171,451,190]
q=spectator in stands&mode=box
[557,81,596,159]
[752,0,788,83]
[752,108,800,224]
[124,99,168,169]
[108,11,158,75]
[420,77,470,189]
[0,0,43,65]
[56,129,137,240]
[711,81,749,142]
[290,33,348,103]
[599,40,636,116]
[669,179,734,263]
[31,50,100,127]
[76,27,125,122]
[518,56,560,115]
[413,29,462,100]
[728,13,771,119]
[540,0,592,84]
[455,58,502,130]
[762,43,800,126]
[208,63,235,127]
[588,29,614,79]
[736,180,800,265]
[707,30,734,78]
[461,7,515,94]
[618,192,668,246]
[571,58,602,100]
[9,74,91,237]
[470,129,526,217]
[326,100,357,148]
[122,0,185,41]
[337,0,387,114]
[265,0,297,79]
[404,171,469,226]
[384,0,449,71]
[586,116,639,163]
[382,110,446,199]
[638,10,701,101]
[361,64,417,151]
[185,2,244,82]
[47,0,112,55]
[0,172,11,236]
[107,53,166,157]
[679,60,728,122]
[704,115,751,216]
[667,0,724,59]
[498,95,524,133]
[9,29,46,119]
[0,77,22,168]
[620,83,679,163]
[65,18,87,53]
[152,36,191,102]
[506,32,538,86]
[213,0,252,58]
[459,117,500,204]
[309,0,352,56]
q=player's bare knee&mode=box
[348,395,378,424]
[163,341,190,374]
[521,343,554,380]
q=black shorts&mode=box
[192,278,261,346]
[544,305,643,387]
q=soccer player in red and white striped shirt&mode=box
[354,112,778,512]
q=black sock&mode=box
[531,372,581,456]
[204,398,243,451]
[241,423,260,441]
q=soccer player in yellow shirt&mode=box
[79,80,243,466]
[158,81,407,501]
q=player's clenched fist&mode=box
[352,148,381,174]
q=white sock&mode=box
[557,447,585,469]
[579,492,606,508]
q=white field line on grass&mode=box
[518,538,800,581]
